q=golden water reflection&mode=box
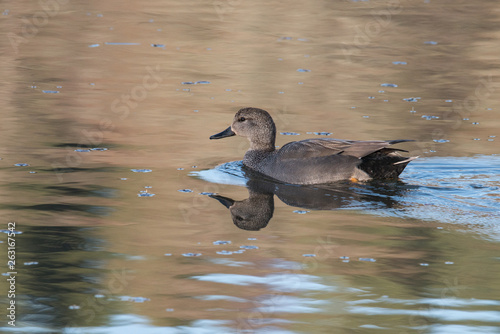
[1,0,500,332]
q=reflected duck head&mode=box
[209,192,274,231]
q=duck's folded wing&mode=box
[277,138,413,160]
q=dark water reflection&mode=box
[208,169,412,230]
[1,0,500,333]
[197,155,500,235]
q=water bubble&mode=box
[24,261,39,266]
[240,245,259,250]
[164,253,172,256]
[419,263,429,266]
[216,250,233,255]
[424,41,438,45]
[392,61,407,65]
[131,169,152,173]
[302,254,316,257]
[433,139,449,143]
[280,132,300,136]
[166,308,174,312]
[68,305,80,310]
[14,163,30,167]
[89,44,100,48]
[200,192,215,196]
[368,96,375,99]
[359,258,376,262]
[445,261,454,265]
[421,115,440,120]
[196,81,211,84]
[296,69,311,72]
[182,253,202,257]
[1,229,22,235]
[248,238,257,240]
[213,240,231,245]
[137,192,155,197]
[178,189,193,193]
[380,83,398,87]
[403,97,421,102]
[42,90,60,94]
[445,99,453,102]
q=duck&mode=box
[210,107,417,184]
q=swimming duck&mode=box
[210,107,417,184]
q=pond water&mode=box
[1,0,500,333]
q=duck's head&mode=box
[210,107,276,151]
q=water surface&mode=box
[1,0,500,333]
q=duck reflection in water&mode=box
[210,167,411,231]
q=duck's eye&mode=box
[238,117,246,122]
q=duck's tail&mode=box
[359,148,418,179]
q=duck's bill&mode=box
[209,194,235,208]
[210,126,236,139]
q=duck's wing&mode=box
[277,138,413,160]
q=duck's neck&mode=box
[243,148,274,171]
